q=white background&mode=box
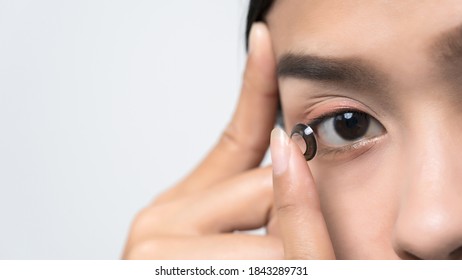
[0,261,458,280]
[0,0,250,259]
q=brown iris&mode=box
[333,112,370,141]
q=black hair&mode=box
[245,0,276,50]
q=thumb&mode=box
[174,22,279,193]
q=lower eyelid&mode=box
[316,135,384,160]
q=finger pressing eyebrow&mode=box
[277,53,388,95]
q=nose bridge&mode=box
[393,108,462,259]
[407,113,454,195]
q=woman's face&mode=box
[267,0,462,259]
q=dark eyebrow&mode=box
[432,24,462,82]
[432,24,462,62]
[277,53,387,93]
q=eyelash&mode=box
[315,136,381,158]
[305,108,384,158]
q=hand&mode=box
[123,22,336,260]
[270,127,336,259]
[123,23,282,259]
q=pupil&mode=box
[333,112,370,140]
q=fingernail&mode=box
[248,22,263,54]
[271,127,290,175]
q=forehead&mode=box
[267,0,462,54]
[266,0,462,86]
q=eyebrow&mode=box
[433,24,462,61]
[432,24,462,80]
[277,53,387,94]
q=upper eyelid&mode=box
[307,108,370,128]
[301,94,385,121]
[292,95,388,136]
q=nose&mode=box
[392,118,462,260]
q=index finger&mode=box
[270,127,335,259]
[176,23,278,192]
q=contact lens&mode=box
[290,123,317,161]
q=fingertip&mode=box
[272,126,318,206]
[246,22,276,82]
[271,126,311,179]
[248,22,268,55]
[270,127,290,175]
[288,133,317,191]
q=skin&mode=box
[268,0,462,259]
[123,24,287,259]
[124,0,462,259]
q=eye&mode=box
[312,111,385,147]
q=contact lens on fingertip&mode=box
[290,123,317,161]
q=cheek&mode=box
[309,143,400,259]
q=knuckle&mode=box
[276,202,298,214]
[124,240,163,260]
[220,123,242,150]
[130,203,198,237]
[130,207,161,236]
[274,181,304,215]
[133,207,152,227]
